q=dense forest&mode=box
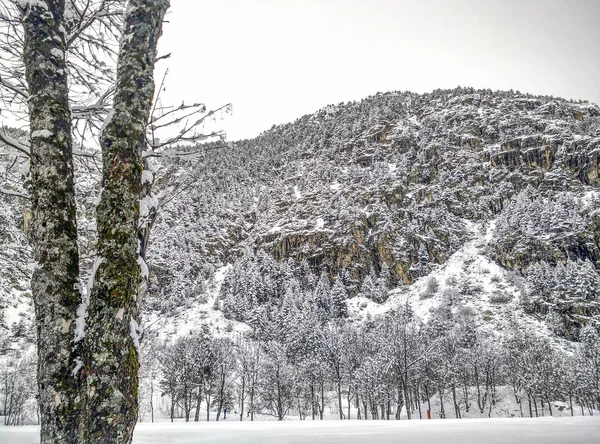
[1,87,599,424]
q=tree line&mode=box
[150,303,600,422]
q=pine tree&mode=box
[330,276,348,318]
[314,271,332,320]
[360,274,375,300]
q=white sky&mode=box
[156,0,600,141]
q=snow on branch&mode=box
[0,131,30,156]
[74,256,103,343]
[0,75,27,99]
[0,183,28,198]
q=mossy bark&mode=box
[21,1,82,442]
[83,1,169,443]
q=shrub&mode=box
[421,277,439,299]
[490,291,512,304]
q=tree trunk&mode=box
[310,383,315,420]
[569,394,573,417]
[277,379,283,421]
[239,376,245,421]
[319,382,325,420]
[170,396,174,423]
[439,391,445,419]
[83,1,169,443]
[216,372,225,421]
[347,388,352,420]
[250,382,255,422]
[194,386,202,422]
[416,386,422,419]
[396,384,402,420]
[337,379,343,419]
[150,378,154,423]
[21,1,81,442]
[451,384,461,419]
[403,384,411,420]
[205,392,211,422]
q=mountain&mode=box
[146,87,599,340]
[1,86,599,424]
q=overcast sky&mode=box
[159,0,599,141]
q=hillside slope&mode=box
[146,87,599,341]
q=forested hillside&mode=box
[1,87,599,424]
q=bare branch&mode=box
[0,185,28,199]
[0,131,30,156]
[0,75,27,99]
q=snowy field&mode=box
[2,417,599,444]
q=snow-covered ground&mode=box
[143,264,250,342]
[2,417,599,444]
[347,218,562,345]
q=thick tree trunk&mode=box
[21,1,81,442]
[83,1,169,443]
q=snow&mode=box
[329,183,341,191]
[2,417,598,444]
[17,0,48,10]
[349,218,555,343]
[71,358,83,377]
[293,185,302,199]
[99,109,116,136]
[143,264,249,342]
[267,225,282,234]
[139,194,159,226]
[315,218,325,230]
[0,187,27,198]
[582,189,599,208]
[137,256,149,280]
[1,293,32,334]
[130,317,141,353]
[50,48,63,59]
[30,130,53,139]
[141,170,154,185]
[74,257,103,343]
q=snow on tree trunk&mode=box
[83,1,169,442]
[21,1,82,442]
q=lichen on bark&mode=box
[20,0,82,442]
[82,1,169,443]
